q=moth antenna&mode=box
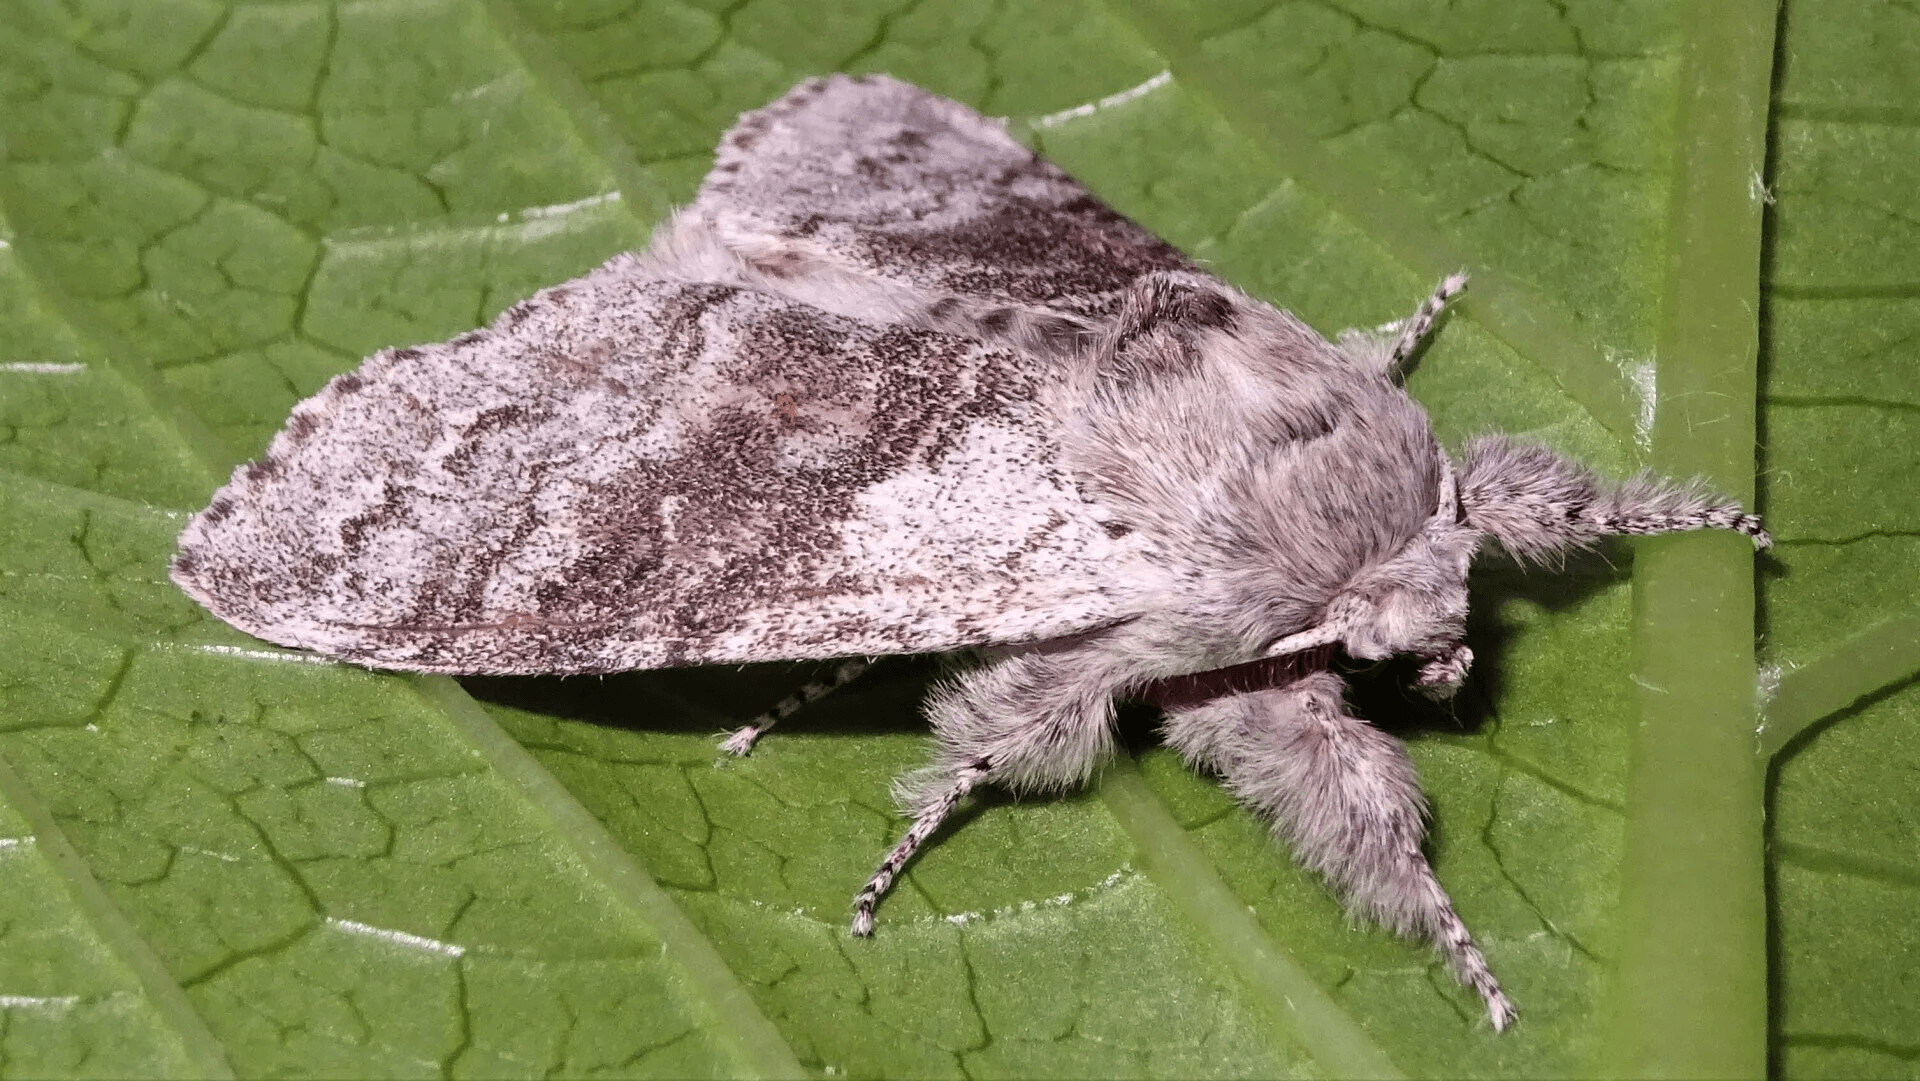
[1262,618,1349,659]
[720,657,872,756]
[851,761,989,934]
[1434,456,1461,523]
[1460,435,1771,562]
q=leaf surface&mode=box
[0,0,1915,1076]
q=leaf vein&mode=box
[1097,756,1404,1079]
[0,751,236,1078]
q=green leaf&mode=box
[0,0,1914,1076]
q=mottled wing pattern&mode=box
[692,74,1194,324]
[173,260,1135,674]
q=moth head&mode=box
[1265,460,1481,696]
[1257,433,1772,693]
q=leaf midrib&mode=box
[1608,4,1775,1076]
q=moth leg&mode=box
[1459,436,1771,561]
[720,658,872,756]
[1386,272,1469,373]
[851,644,1126,932]
[1161,672,1518,1031]
[851,760,988,935]
[1335,273,1468,374]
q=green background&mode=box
[1,0,1916,1076]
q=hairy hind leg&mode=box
[1161,671,1517,1031]
[853,641,1131,934]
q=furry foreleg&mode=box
[1459,436,1769,561]
[1160,672,1517,1031]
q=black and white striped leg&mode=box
[720,658,873,756]
[1601,502,1773,548]
[851,762,988,935]
[1388,272,1469,372]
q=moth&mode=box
[172,74,1769,1031]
